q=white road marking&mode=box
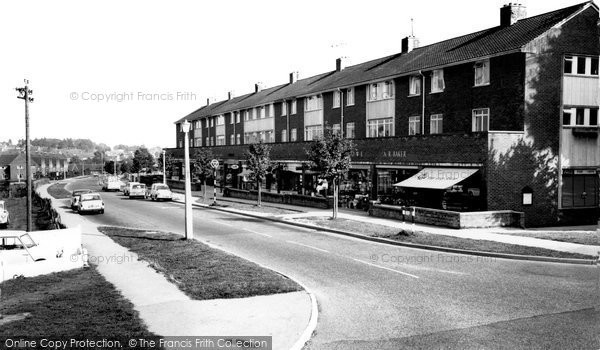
[286,240,330,253]
[351,258,419,279]
[244,229,273,238]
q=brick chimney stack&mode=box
[500,3,527,26]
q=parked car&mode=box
[77,192,104,214]
[0,200,10,228]
[0,231,46,262]
[147,183,173,201]
[123,182,140,196]
[128,183,146,199]
[71,189,93,210]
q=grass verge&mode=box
[293,217,596,260]
[98,226,302,300]
[488,230,599,246]
[0,267,157,342]
[47,182,72,199]
[206,200,299,215]
[3,197,53,231]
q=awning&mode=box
[393,168,479,189]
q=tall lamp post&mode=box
[162,150,166,184]
[16,80,33,232]
[182,120,193,240]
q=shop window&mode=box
[562,171,598,208]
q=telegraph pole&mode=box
[16,80,34,232]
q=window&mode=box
[282,102,287,116]
[210,137,214,146]
[332,123,341,135]
[236,134,241,145]
[368,81,395,101]
[305,95,323,111]
[563,107,599,127]
[590,109,598,126]
[244,132,259,144]
[290,128,297,142]
[281,129,288,142]
[178,140,183,148]
[268,104,274,118]
[472,108,490,132]
[230,114,234,124]
[563,109,572,126]
[244,110,250,121]
[409,76,421,96]
[430,114,443,134]
[205,137,208,146]
[194,138,202,147]
[333,90,341,108]
[235,112,240,123]
[230,134,234,145]
[408,116,421,136]
[216,115,224,125]
[346,88,355,106]
[346,122,355,139]
[577,57,586,75]
[431,69,445,93]
[576,108,585,125]
[209,118,214,127]
[562,170,598,208]
[305,125,323,141]
[259,106,265,119]
[592,58,599,75]
[564,55,573,74]
[367,118,394,138]
[474,60,490,86]
[291,100,297,114]
[216,135,225,146]
[251,109,256,120]
[194,121,201,129]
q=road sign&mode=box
[210,159,219,169]
[230,164,239,170]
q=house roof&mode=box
[0,153,20,166]
[175,1,594,124]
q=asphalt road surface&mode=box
[66,178,599,349]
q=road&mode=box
[66,178,599,349]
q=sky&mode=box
[0,0,587,149]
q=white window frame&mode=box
[368,80,395,101]
[409,76,421,96]
[236,134,241,145]
[431,69,445,93]
[304,125,323,141]
[408,116,421,136]
[367,118,394,138]
[230,134,234,145]
[474,60,490,87]
[290,128,297,142]
[216,135,225,146]
[281,102,287,116]
[230,113,234,124]
[332,123,341,135]
[216,115,224,126]
[333,90,341,108]
[430,114,443,134]
[235,112,240,123]
[304,95,323,112]
[346,87,355,106]
[281,129,288,142]
[346,122,355,139]
[291,100,297,114]
[472,108,490,132]
[563,107,600,127]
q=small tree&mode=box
[104,160,115,175]
[245,141,272,207]
[306,129,354,219]
[132,147,155,174]
[193,148,214,202]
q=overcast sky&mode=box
[0,0,584,149]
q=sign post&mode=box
[210,159,219,205]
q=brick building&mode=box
[167,2,600,227]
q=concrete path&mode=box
[173,189,600,257]
[39,183,312,350]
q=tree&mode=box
[193,148,214,202]
[104,161,116,175]
[306,129,354,219]
[120,159,133,174]
[132,147,155,174]
[157,151,175,176]
[245,141,272,207]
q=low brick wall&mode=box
[224,187,333,209]
[369,204,524,229]
[167,179,202,191]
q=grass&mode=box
[98,226,302,300]
[293,216,597,260]
[3,197,53,231]
[0,267,157,341]
[47,182,72,199]
[208,200,299,215]
[490,230,600,246]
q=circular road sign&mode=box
[210,159,220,169]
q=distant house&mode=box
[0,153,38,182]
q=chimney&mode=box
[401,36,419,54]
[206,97,216,106]
[227,91,235,100]
[500,3,526,27]
[289,71,299,84]
[254,82,264,93]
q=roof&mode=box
[0,153,20,166]
[175,1,593,123]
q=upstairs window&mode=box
[474,60,490,86]
[563,107,599,127]
[235,111,240,123]
[230,113,234,124]
[408,116,421,136]
[290,128,297,142]
[332,123,341,136]
[564,55,599,76]
[409,76,421,96]
[305,95,323,112]
[281,102,287,116]
[346,122,355,139]
[333,91,341,108]
[259,106,265,119]
[291,100,297,114]
[368,81,394,101]
[564,55,574,74]
[472,108,490,132]
[346,88,355,106]
[281,129,288,142]
[216,115,224,125]
[431,69,445,93]
[430,114,443,134]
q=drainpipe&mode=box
[338,88,344,138]
[286,100,290,141]
[419,70,426,135]
[233,112,236,145]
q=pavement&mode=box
[173,186,600,258]
[37,182,314,350]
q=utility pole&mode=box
[16,80,34,232]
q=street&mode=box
[67,178,599,349]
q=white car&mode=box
[128,183,146,199]
[77,192,105,214]
[0,231,46,262]
[147,183,173,201]
[0,200,10,228]
[71,189,93,210]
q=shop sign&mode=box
[382,150,407,158]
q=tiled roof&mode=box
[175,1,592,123]
[0,153,20,165]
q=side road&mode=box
[171,189,600,259]
[38,183,313,350]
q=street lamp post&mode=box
[162,150,166,184]
[16,80,34,232]
[182,120,193,240]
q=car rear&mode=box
[153,184,173,201]
[78,193,104,214]
[129,184,146,199]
